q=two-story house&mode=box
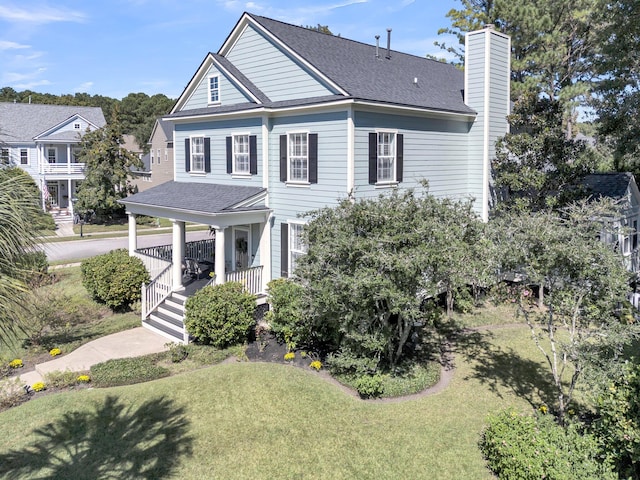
[121,13,511,342]
[0,102,106,215]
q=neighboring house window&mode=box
[279,133,318,184]
[184,136,210,173]
[74,123,81,130]
[20,148,28,165]
[157,148,160,164]
[47,148,57,163]
[226,134,257,175]
[280,222,307,277]
[368,132,404,185]
[164,148,168,162]
[208,75,220,104]
[0,148,9,165]
[150,150,154,165]
[634,220,638,251]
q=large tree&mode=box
[119,93,174,153]
[438,0,598,137]
[593,0,640,177]
[295,187,491,374]
[492,201,635,422]
[75,108,143,219]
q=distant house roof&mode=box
[0,103,106,143]
[120,181,267,215]
[149,117,174,143]
[581,172,636,200]
[169,13,473,119]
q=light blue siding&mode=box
[174,117,263,186]
[182,64,254,110]
[353,110,473,200]
[226,24,336,102]
[268,111,348,280]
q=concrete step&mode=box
[150,310,184,331]
[143,318,184,344]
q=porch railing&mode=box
[185,238,215,262]
[225,266,263,295]
[40,163,85,175]
[133,251,172,280]
[142,264,172,318]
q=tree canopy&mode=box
[74,108,143,219]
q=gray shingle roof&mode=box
[212,53,271,104]
[120,181,267,214]
[581,172,635,200]
[0,103,106,143]
[246,14,472,114]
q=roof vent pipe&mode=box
[386,28,392,59]
[375,35,380,58]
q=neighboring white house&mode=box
[121,13,511,342]
[0,102,106,215]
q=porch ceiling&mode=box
[120,181,270,227]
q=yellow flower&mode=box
[309,360,322,371]
[76,375,90,383]
[32,382,46,392]
[49,348,61,357]
[284,352,295,361]
[539,405,548,414]
[8,359,23,369]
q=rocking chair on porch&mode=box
[183,257,204,280]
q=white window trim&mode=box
[286,131,310,185]
[208,74,221,105]
[150,150,154,165]
[232,132,251,175]
[47,147,58,164]
[375,129,397,185]
[288,220,307,276]
[74,123,81,130]
[20,148,28,165]
[0,147,9,165]
[189,135,205,173]
[232,225,252,271]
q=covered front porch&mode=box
[120,181,272,343]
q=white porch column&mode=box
[66,144,71,173]
[259,217,271,293]
[127,213,138,255]
[214,227,226,285]
[172,220,185,291]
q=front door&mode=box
[47,182,59,207]
[233,227,250,270]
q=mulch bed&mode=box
[244,332,319,371]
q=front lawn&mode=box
[0,324,548,479]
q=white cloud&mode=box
[0,40,30,51]
[0,4,85,24]
[74,81,94,93]
[14,79,52,89]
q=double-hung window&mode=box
[20,149,28,165]
[233,134,250,174]
[208,75,220,104]
[289,223,306,274]
[369,131,403,185]
[377,132,395,183]
[288,133,308,183]
[47,147,57,163]
[0,148,9,165]
[190,136,205,172]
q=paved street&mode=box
[40,230,211,262]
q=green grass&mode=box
[0,324,551,479]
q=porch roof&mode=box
[120,181,268,216]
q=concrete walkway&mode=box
[16,327,169,388]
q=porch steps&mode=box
[143,292,188,344]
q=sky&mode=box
[0,0,461,100]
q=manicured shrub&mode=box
[184,282,256,348]
[81,249,149,311]
[480,410,616,480]
[265,278,307,344]
[90,356,169,387]
[354,374,384,398]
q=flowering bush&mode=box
[32,382,46,392]
[309,360,322,371]
[538,404,548,414]
[49,348,61,357]
[284,352,295,361]
[76,375,90,383]
[9,359,23,369]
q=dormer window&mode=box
[208,75,220,104]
